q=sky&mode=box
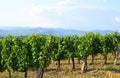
[0,0,120,31]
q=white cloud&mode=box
[29,0,74,16]
[115,16,120,23]
[21,0,75,28]
[57,0,71,6]
[0,0,112,29]
[29,0,109,17]
[21,0,111,28]
[97,0,108,3]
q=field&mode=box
[0,54,120,78]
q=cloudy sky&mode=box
[0,0,120,31]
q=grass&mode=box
[0,54,120,78]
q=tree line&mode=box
[0,32,120,78]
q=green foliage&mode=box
[38,34,51,68]
[101,33,115,55]
[52,36,67,61]
[78,33,93,59]
[66,35,79,58]
[17,36,33,71]
[0,32,120,76]
[0,38,5,71]
[90,33,103,55]
[24,34,51,68]
[111,32,120,51]
[27,34,41,68]
[11,36,22,71]
[1,35,14,71]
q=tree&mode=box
[66,35,79,70]
[0,38,5,71]
[89,33,102,65]
[111,32,120,65]
[101,33,114,65]
[65,36,71,65]
[52,36,67,70]
[1,35,14,78]
[78,33,93,73]
[17,35,34,78]
[25,34,43,78]
[32,34,52,78]
[12,36,31,78]
[11,36,23,71]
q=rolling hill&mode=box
[0,27,114,36]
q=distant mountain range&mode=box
[0,27,115,36]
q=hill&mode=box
[0,27,114,36]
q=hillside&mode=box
[0,27,114,36]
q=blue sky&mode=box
[0,0,120,31]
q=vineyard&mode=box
[0,32,120,78]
